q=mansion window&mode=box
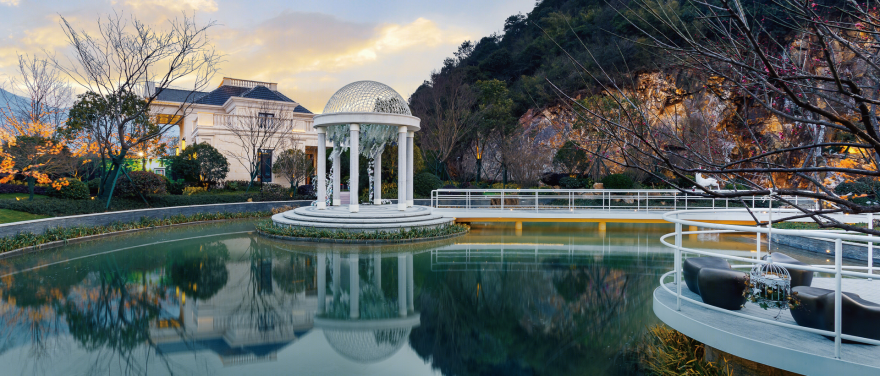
[258,112,274,128]
[259,149,273,182]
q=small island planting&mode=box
[256,220,468,243]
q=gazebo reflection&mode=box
[315,252,420,363]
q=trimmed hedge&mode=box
[0,183,49,196]
[0,192,307,217]
[0,211,271,254]
[255,220,469,241]
[602,174,634,189]
[116,171,167,198]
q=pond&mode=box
[0,220,850,375]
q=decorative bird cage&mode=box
[746,254,794,311]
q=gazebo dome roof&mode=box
[323,328,411,363]
[322,81,411,116]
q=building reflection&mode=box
[150,240,318,366]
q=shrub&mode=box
[413,172,442,197]
[0,183,49,195]
[382,182,398,198]
[559,176,584,189]
[49,178,90,200]
[224,180,253,191]
[166,178,187,195]
[835,181,870,196]
[540,172,568,186]
[166,142,229,186]
[87,178,101,195]
[115,171,168,198]
[183,186,207,196]
[602,174,634,189]
[490,182,520,189]
[296,184,315,198]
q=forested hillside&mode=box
[408,0,832,187]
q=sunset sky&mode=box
[0,0,535,113]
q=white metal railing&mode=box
[660,209,878,359]
[430,189,818,212]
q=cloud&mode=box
[122,0,218,12]
[215,12,469,112]
[0,0,19,6]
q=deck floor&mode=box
[654,278,880,375]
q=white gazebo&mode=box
[313,81,419,212]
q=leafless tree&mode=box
[219,100,295,191]
[56,12,220,200]
[549,0,880,233]
[501,129,553,187]
[410,69,477,179]
[0,55,72,137]
[273,134,314,193]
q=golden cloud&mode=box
[215,12,470,111]
[0,0,19,6]
[121,0,218,12]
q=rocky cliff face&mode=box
[518,70,809,181]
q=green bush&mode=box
[559,176,582,188]
[48,178,90,200]
[166,142,229,186]
[87,178,101,195]
[414,172,442,197]
[115,171,168,198]
[224,180,251,191]
[165,178,187,195]
[835,181,870,196]
[602,174,634,189]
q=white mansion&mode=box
[150,77,318,186]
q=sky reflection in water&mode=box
[0,220,838,375]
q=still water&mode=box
[0,221,841,375]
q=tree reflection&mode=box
[410,253,665,375]
[167,240,230,300]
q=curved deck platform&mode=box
[272,205,454,232]
[653,278,880,376]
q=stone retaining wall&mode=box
[0,200,312,237]
[772,234,880,263]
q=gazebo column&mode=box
[397,126,408,211]
[349,254,359,319]
[332,140,341,206]
[407,131,414,207]
[349,124,360,213]
[317,253,326,314]
[373,253,382,297]
[332,252,340,302]
[407,253,414,312]
[373,152,382,205]
[316,128,327,209]
[398,255,407,317]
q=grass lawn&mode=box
[0,193,47,200]
[0,208,49,224]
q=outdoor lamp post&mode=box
[138,151,145,171]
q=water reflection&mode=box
[0,221,681,375]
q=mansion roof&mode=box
[155,81,312,114]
